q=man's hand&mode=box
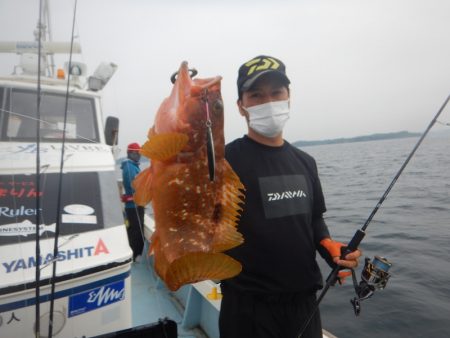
[320,237,362,283]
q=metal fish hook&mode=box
[203,90,215,182]
[170,68,198,84]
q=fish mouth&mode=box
[177,60,222,92]
[198,75,222,90]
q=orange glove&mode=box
[320,238,352,284]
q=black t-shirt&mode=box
[223,136,330,294]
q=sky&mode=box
[1,0,449,156]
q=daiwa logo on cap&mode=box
[237,55,290,94]
[244,57,281,76]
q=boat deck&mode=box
[130,256,336,338]
[131,256,207,338]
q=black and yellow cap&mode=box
[237,55,290,96]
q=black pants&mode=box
[125,206,145,260]
[219,285,322,338]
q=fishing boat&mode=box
[0,4,135,336]
[0,2,338,337]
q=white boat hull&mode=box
[0,226,133,338]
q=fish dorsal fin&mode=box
[141,132,188,161]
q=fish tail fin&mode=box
[164,252,242,291]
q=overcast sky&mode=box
[1,0,449,155]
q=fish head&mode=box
[152,61,224,157]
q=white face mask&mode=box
[243,100,290,138]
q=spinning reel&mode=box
[350,256,392,316]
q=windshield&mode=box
[0,87,99,142]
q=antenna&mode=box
[0,0,81,78]
[0,41,81,76]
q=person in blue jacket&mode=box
[121,142,145,261]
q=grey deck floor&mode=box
[131,257,204,338]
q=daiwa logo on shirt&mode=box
[267,190,307,201]
[1,238,110,273]
[259,175,310,219]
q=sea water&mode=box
[302,134,450,338]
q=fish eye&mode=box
[213,99,223,115]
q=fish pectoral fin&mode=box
[164,252,242,291]
[132,166,153,206]
[141,132,189,161]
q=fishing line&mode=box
[47,1,78,337]
[297,93,450,338]
[0,107,98,143]
[436,120,450,126]
[35,0,44,336]
[203,89,215,182]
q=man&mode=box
[219,55,361,338]
[121,142,145,262]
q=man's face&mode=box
[128,151,141,162]
[237,74,289,121]
[238,74,289,118]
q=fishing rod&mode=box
[35,0,44,336]
[47,0,78,337]
[297,93,450,338]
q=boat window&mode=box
[1,89,99,142]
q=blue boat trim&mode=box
[0,270,130,313]
[0,259,132,296]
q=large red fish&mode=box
[133,61,244,291]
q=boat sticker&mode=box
[64,204,94,215]
[0,172,104,246]
[62,214,97,224]
[6,312,20,324]
[0,220,56,237]
[1,238,110,273]
[62,204,97,224]
[68,279,125,317]
[11,143,109,154]
[0,271,130,313]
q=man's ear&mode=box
[237,99,247,117]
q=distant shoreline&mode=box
[292,131,421,147]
